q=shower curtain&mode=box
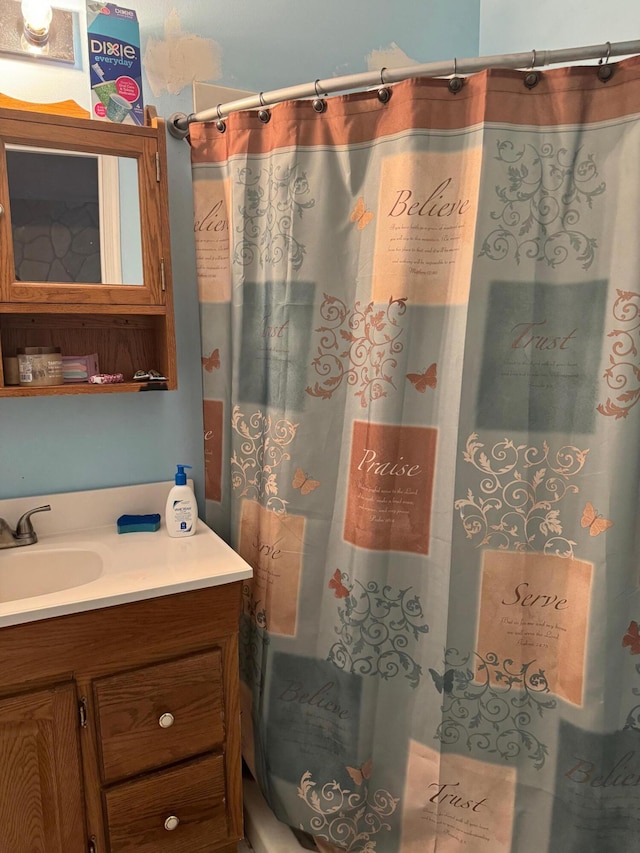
[191,55,640,853]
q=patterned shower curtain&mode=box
[191,56,640,853]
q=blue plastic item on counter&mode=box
[116,513,161,533]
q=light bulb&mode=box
[21,0,53,45]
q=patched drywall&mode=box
[143,8,223,97]
[366,42,419,72]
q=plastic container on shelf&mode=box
[17,347,63,387]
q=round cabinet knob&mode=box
[164,815,180,831]
[158,712,175,728]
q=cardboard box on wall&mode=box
[87,2,144,126]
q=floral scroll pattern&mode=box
[622,620,640,731]
[306,294,407,408]
[298,768,399,852]
[231,406,298,514]
[327,572,429,688]
[624,671,640,733]
[239,582,269,687]
[598,289,640,419]
[431,648,557,770]
[454,433,589,557]
[479,140,605,270]
[233,163,315,271]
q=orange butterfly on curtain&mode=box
[292,467,320,495]
[406,363,437,392]
[346,759,373,786]
[202,348,220,372]
[580,501,614,537]
[328,568,350,599]
[623,620,640,655]
[350,197,375,230]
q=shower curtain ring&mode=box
[258,92,271,122]
[597,42,614,81]
[215,104,226,133]
[377,68,391,103]
[524,49,540,89]
[313,79,327,112]
[448,58,463,94]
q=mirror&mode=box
[6,145,143,286]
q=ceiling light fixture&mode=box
[0,0,76,63]
[21,0,53,46]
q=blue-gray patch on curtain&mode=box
[191,57,640,852]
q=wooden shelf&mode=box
[0,309,176,395]
[0,381,171,397]
[0,303,168,316]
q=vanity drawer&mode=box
[104,753,228,853]
[94,650,224,783]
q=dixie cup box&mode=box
[87,2,144,126]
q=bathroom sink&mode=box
[0,549,103,603]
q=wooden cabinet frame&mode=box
[0,98,177,396]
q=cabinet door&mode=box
[0,108,168,307]
[0,683,86,853]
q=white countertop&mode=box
[0,481,252,628]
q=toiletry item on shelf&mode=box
[117,513,161,533]
[2,356,19,386]
[88,373,124,384]
[133,369,167,381]
[165,465,198,538]
[62,353,99,383]
[17,347,63,387]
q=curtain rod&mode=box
[167,39,640,139]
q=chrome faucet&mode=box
[0,505,51,550]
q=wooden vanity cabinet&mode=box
[0,583,244,853]
[0,683,86,853]
[0,96,177,396]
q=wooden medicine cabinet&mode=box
[0,96,177,396]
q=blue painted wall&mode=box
[164,0,481,94]
[0,1,480,505]
[480,1,640,55]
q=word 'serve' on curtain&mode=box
[191,56,640,853]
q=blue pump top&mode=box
[174,464,192,485]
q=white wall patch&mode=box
[366,42,419,72]
[143,9,223,97]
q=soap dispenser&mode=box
[165,465,198,537]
